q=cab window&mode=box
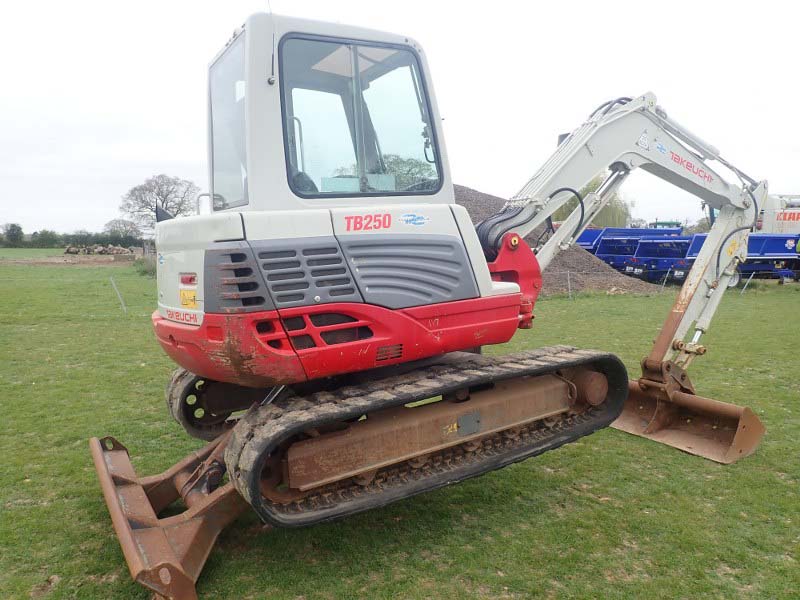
[280,36,441,197]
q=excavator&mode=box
[90,12,768,599]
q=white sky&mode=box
[1,0,798,233]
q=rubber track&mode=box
[225,345,628,527]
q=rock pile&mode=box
[64,244,136,255]
[453,184,661,296]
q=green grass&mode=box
[1,263,798,599]
[0,247,63,259]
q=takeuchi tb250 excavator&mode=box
[91,13,768,599]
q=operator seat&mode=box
[292,170,318,194]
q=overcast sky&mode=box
[2,0,797,233]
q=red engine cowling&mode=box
[153,233,541,387]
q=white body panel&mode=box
[243,210,334,240]
[156,205,510,324]
[157,13,483,325]
[156,213,245,324]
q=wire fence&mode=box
[540,268,674,298]
[538,267,795,299]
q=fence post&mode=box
[740,272,756,295]
[661,268,671,291]
[566,271,573,300]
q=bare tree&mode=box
[104,218,142,238]
[120,174,199,233]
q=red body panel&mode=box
[154,233,542,387]
[487,234,542,329]
[154,295,521,387]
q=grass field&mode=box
[1,261,798,599]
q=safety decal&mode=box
[180,289,198,309]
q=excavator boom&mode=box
[477,92,766,461]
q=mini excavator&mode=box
[91,13,767,599]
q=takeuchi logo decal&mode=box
[400,213,430,226]
[670,151,713,183]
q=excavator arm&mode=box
[478,92,766,462]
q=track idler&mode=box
[165,368,274,440]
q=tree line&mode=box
[1,220,144,249]
[2,173,199,248]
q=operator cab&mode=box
[208,13,451,213]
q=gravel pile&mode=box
[541,245,661,296]
[453,184,661,296]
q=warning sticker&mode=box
[180,289,198,309]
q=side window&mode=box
[289,88,357,194]
[210,35,247,210]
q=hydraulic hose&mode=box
[589,97,632,118]
[546,187,585,241]
[715,187,759,279]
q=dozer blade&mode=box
[89,434,246,600]
[612,380,765,464]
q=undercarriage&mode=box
[91,345,627,599]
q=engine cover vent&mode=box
[204,242,271,313]
[338,234,479,309]
[376,344,403,362]
[252,237,363,308]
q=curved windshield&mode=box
[280,36,441,197]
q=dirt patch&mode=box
[30,574,60,598]
[454,185,661,296]
[0,255,135,267]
